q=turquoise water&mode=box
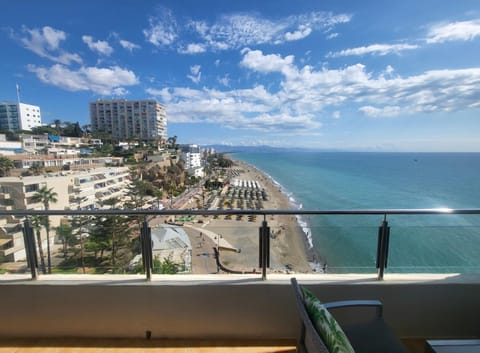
[234,152,480,273]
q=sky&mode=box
[1,0,480,151]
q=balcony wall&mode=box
[0,274,479,340]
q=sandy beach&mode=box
[191,157,313,274]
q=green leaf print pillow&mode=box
[302,287,355,353]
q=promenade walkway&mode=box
[184,224,239,252]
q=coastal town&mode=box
[0,98,312,276]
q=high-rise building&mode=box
[90,99,167,142]
[0,102,42,131]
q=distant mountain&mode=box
[202,145,284,153]
[201,144,340,153]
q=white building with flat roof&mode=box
[180,144,204,177]
[0,102,42,131]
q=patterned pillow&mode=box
[302,287,355,353]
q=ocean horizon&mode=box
[233,151,480,273]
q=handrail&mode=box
[3,207,480,281]
[1,208,480,217]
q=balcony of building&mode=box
[0,208,479,353]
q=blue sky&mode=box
[1,0,480,151]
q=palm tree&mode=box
[81,124,91,138]
[53,119,62,136]
[0,157,14,177]
[31,186,58,274]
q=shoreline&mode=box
[202,156,322,273]
[232,157,326,272]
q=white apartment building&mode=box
[90,99,167,142]
[10,155,123,170]
[180,144,204,177]
[20,134,99,154]
[0,102,42,131]
[0,167,131,262]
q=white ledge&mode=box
[0,272,479,285]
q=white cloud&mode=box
[187,65,202,84]
[178,43,206,54]
[110,32,140,52]
[218,74,230,87]
[240,49,295,76]
[146,49,480,132]
[233,112,321,131]
[18,26,82,65]
[426,20,480,43]
[285,25,312,41]
[327,43,419,57]
[119,39,141,51]
[359,105,402,117]
[27,64,139,95]
[144,9,351,53]
[202,11,350,49]
[146,87,172,102]
[326,32,339,40]
[385,65,395,75]
[143,8,178,47]
[36,26,65,50]
[82,35,113,56]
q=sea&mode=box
[233,152,480,273]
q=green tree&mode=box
[69,215,87,273]
[31,125,56,135]
[81,124,91,137]
[29,162,44,176]
[0,157,14,177]
[62,122,83,137]
[53,119,62,136]
[31,186,58,274]
[135,256,178,274]
[125,179,148,210]
[56,223,76,259]
[154,188,163,209]
[91,131,114,144]
[94,143,114,157]
[153,256,178,274]
[167,135,178,149]
[86,226,109,263]
[0,130,20,141]
[97,197,134,272]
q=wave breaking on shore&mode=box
[234,158,326,272]
[261,171,325,272]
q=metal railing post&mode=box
[259,216,270,280]
[22,217,38,280]
[141,219,152,281]
[376,215,390,280]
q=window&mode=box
[25,184,39,193]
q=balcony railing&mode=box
[0,208,479,281]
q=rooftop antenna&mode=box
[16,84,21,104]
